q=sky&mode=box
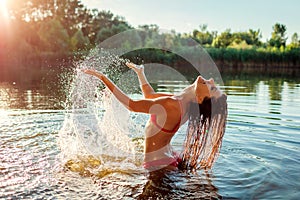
[81,0,300,42]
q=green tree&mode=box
[268,23,287,48]
[289,33,300,48]
[95,23,131,43]
[7,0,91,38]
[137,24,181,50]
[248,29,262,46]
[192,24,214,46]
[38,18,70,52]
[231,29,261,46]
[54,0,88,36]
[70,29,90,51]
[137,24,160,46]
[212,29,233,48]
[87,10,131,45]
[6,0,55,21]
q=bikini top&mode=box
[150,114,181,134]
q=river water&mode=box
[0,73,299,199]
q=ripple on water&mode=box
[1,78,300,199]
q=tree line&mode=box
[1,0,299,75]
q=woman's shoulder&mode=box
[153,95,178,104]
[153,96,181,112]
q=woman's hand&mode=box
[82,69,104,79]
[126,62,144,74]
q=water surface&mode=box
[0,75,299,199]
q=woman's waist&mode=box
[144,145,177,162]
[143,149,181,170]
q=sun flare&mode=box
[0,0,9,20]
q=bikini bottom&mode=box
[143,152,182,170]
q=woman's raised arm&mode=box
[83,69,165,114]
[126,62,172,99]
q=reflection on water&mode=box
[137,169,221,199]
[0,82,56,110]
[0,68,72,110]
[0,74,300,199]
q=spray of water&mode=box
[57,28,226,175]
[58,48,145,176]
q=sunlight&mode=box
[0,109,9,121]
[0,0,9,21]
[0,87,10,122]
[0,85,10,110]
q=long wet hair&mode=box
[179,94,227,171]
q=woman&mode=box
[83,62,227,171]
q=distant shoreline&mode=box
[1,47,300,82]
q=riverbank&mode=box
[1,47,300,82]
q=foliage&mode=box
[192,24,215,46]
[231,29,262,47]
[287,33,300,49]
[38,18,70,52]
[268,23,288,48]
[212,29,233,48]
[1,0,300,73]
[96,23,131,43]
[70,29,91,51]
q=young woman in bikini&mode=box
[83,62,227,171]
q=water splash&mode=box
[58,48,144,175]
